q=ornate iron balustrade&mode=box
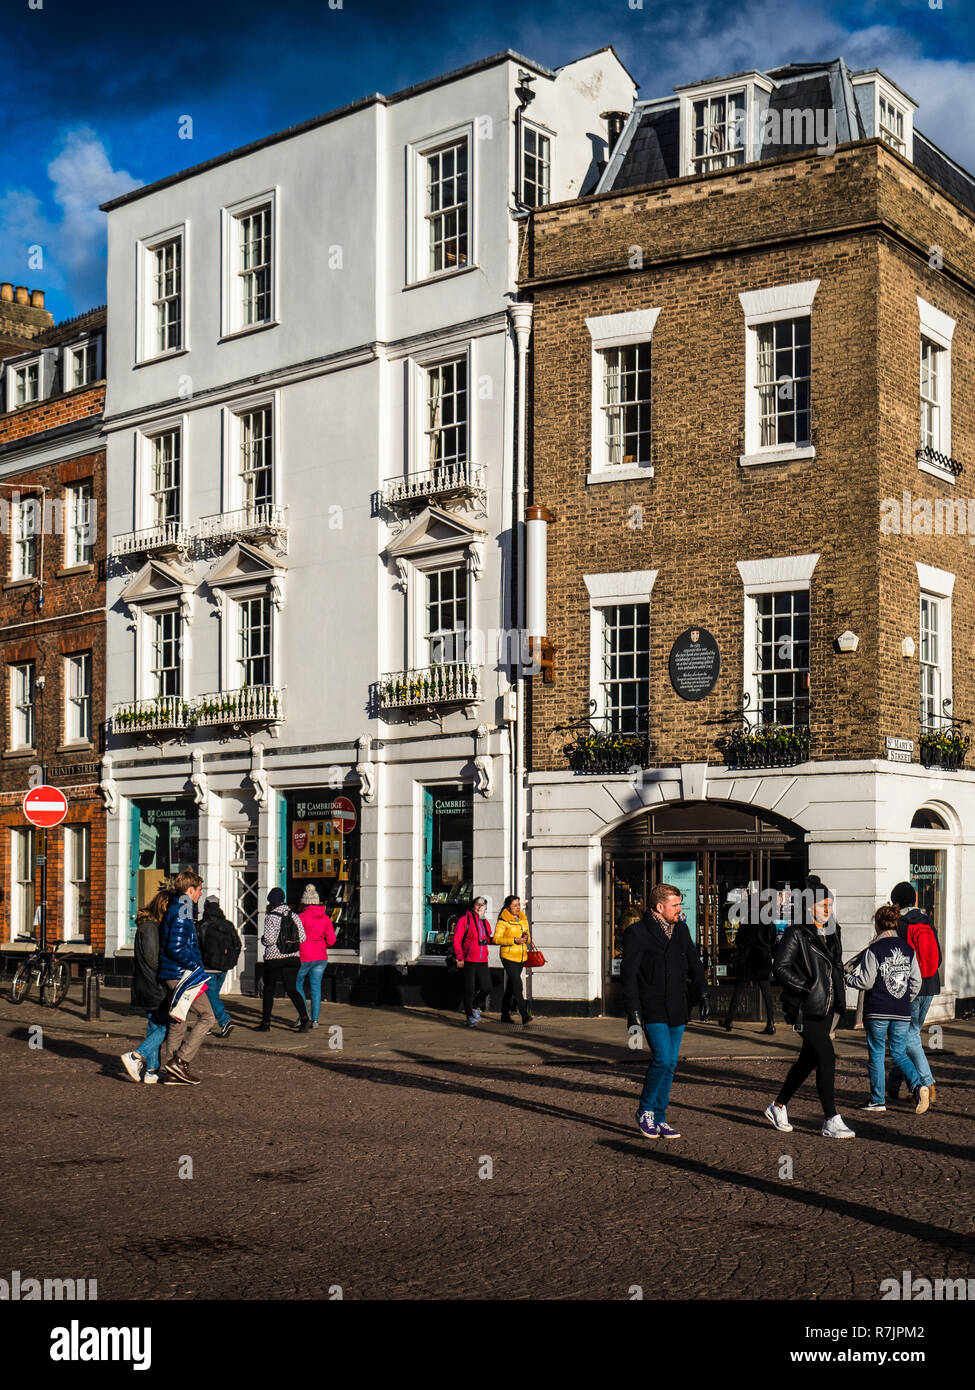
[379,663,481,708]
[381,461,486,511]
[917,444,963,477]
[712,695,811,768]
[111,520,191,559]
[554,702,655,775]
[919,699,970,770]
[111,695,192,733]
[198,504,288,549]
[194,685,285,726]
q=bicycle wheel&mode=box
[10,961,34,1004]
[43,960,71,1008]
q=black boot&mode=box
[762,1023,776,1035]
[723,1017,733,1032]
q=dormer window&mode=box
[852,72,915,161]
[878,93,906,153]
[691,90,746,173]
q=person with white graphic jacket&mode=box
[844,903,927,1115]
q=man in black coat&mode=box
[621,883,711,1139]
[723,896,776,1034]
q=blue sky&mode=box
[2,0,973,323]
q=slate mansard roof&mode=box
[599,58,975,218]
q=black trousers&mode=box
[262,957,308,1024]
[725,973,774,1025]
[462,962,491,1019]
[775,1015,836,1117]
[501,959,527,1018]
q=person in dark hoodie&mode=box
[258,887,310,1032]
[886,881,941,1103]
[723,893,776,1035]
[621,883,711,1140]
[765,876,855,1139]
[120,889,172,1084]
[197,895,242,1039]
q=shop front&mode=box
[282,789,360,952]
[420,784,474,958]
[126,797,199,943]
[602,800,808,1018]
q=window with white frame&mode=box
[739,281,819,464]
[425,566,468,664]
[424,138,469,275]
[236,594,271,687]
[63,825,91,942]
[148,236,182,355]
[586,308,660,480]
[238,406,273,508]
[10,827,35,939]
[65,480,94,566]
[64,652,92,743]
[150,610,182,697]
[920,593,942,727]
[878,92,906,154]
[150,429,181,524]
[600,603,650,733]
[236,204,272,327]
[754,590,810,727]
[600,343,652,466]
[691,90,746,172]
[522,125,551,207]
[12,361,39,407]
[917,299,954,466]
[66,340,98,389]
[755,317,811,448]
[10,497,39,579]
[424,358,467,470]
[10,662,35,748]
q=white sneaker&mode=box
[142,1070,159,1085]
[764,1101,793,1132]
[860,1101,886,1112]
[121,1051,144,1083]
[822,1113,855,1139]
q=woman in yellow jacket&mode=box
[494,895,534,1024]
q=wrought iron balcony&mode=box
[713,696,811,769]
[198,504,288,550]
[193,685,285,726]
[110,695,192,733]
[919,701,970,771]
[381,461,486,512]
[111,520,192,560]
[379,662,481,709]
[554,703,655,774]
[917,444,963,477]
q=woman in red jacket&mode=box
[452,896,492,1028]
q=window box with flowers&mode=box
[721,723,810,769]
[919,726,970,771]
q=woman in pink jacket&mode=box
[296,885,337,1027]
[453,896,492,1028]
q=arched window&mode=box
[911,808,948,830]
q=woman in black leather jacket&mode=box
[763,878,855,1139]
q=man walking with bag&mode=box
[158,872,213,1085]
[621,883,711,1139]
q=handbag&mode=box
[526,944,545,968]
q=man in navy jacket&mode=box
[158,871,211,1084]
[621,883,711,1139]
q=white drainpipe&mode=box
[508,299,534,897]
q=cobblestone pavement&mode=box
[1,1007,972,1301]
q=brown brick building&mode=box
[520,61,975,1017]
[0,303,106,972]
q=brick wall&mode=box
[526,141,975,774]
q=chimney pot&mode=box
[14,286,29,305]
[30,289,44,309]
[0,283,13,301]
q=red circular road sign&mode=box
[332,796,357,834]
[23,785,68,828]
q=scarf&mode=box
[650,909,676,940]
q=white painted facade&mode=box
[100,50,636,985]
[527,761,974,1018]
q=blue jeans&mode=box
[296,961,327,1023]
[639,1023,685,1123]
[888,994,935,1091]
[137,1014,169,1072]
[204,971,230,1028]
[865,1019,921,1103]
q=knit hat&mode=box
[300,884,320,906]
[890,881,917,909]
[806,874,833,902]
[267,887,286,908]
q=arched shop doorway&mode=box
[602,801,808,1017]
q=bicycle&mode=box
[10,945,71,1007]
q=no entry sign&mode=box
[332,796,357,834]
[23,785,68,828]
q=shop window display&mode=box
[285,790,360,952]
[422,785,473,956]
